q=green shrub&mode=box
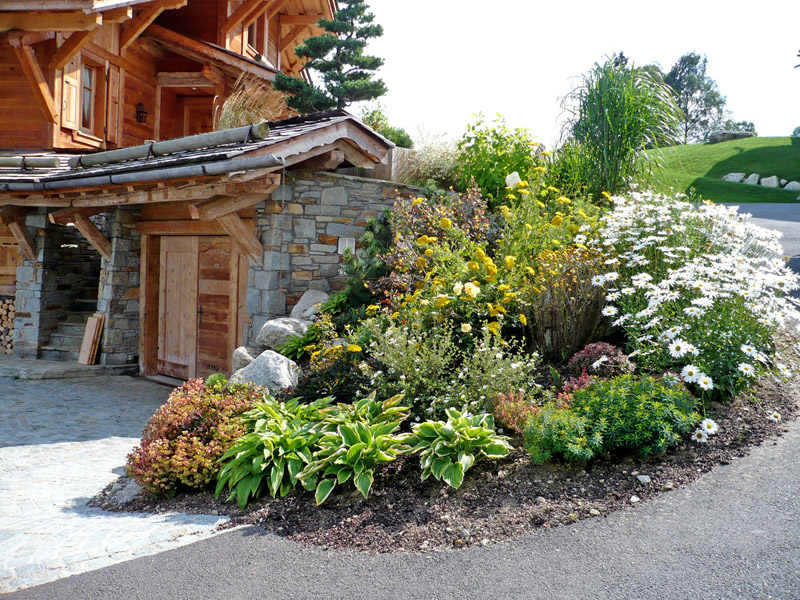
[406,408,512,489]
[299,393,410,504]
[126,379,262,496]
[493,391,540,435]
[204,373,228,388]
[455,114,543,208]
[524,375,700,463]
[215,396,337,507]
[407,136,459,189]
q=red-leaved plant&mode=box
[126,379,263,496]
[567,342,635,378]
[493,391,540,434]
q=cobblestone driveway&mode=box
[0,377,228,593]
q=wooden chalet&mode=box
[0,0,408,379]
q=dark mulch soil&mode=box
[92,331,800,554]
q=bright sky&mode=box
[354,0,800,147]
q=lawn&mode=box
[640,136,800,203]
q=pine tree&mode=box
[273,0,387,114]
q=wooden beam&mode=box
[292,149,345,170]
[49,29,98,71]
[9,37,57,123]
[136,219,252,236]
[157,71,215,87]
[120,0,187,51]
[72,213,112,261]
[189,190,276,221]
[137,36,166,59]
[0,206,32,226]
[100,7,134,23]
[85,41,158,87]
[216,213,263,265]
[220,0,263,35]
[266,0,290,20]
[48,206,104,226]
[279,14,324,26]
[202,63,225,86]
[279,25,306,53]
[0,11,102,33]
[1,208,37,261]
[144,25,277,80]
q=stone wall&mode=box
[245,171,418,340]
[96,207,141,365]
[13,210,101,357]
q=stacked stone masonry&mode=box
[246,171,419,341]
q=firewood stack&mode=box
[0,297,14,354]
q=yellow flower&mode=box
[547,185,560,193]
[601,191,612,200]
[475,248,486,260]
[505,256,517,270]
[489,303,506,317]
[485,263,498,277]
[347,344,362,353]
[416,256,428,270]
[365,304,380,315]
[435,295,450,308]
[526,266,535,277]
[311,350,321,361]
[556,196,571,204]
[425,248,434,257]
[540,151,553,157]
[390,312,399,319]
[461,323,472,333]
[440,217,452,230]
[417,235,431,245]
[412,197,424,207]
[519,314,527,326]
[500,205,512,219]
[501,292,517,304]
[519,189,530,196]
[533,166,547,172]
[453,281,463,295]
[463,282,480,299]
[551,215,563,227]
[498,284,511,291]
[506,193,518,201]
[467,260,480,271]
[487,321,501,335]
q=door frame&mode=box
[139,232,249,377]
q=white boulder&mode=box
[743,173,760,185]
[707,130,756,144]
[255,317,311,350]
[290,289,329,321]
[760,175,780,188]
[232,346,259,372]
[721,173,745,183]
[781,179,788,187]
[229,350,298,392]
[784,181,800,191]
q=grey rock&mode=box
[783,181,800,191]
[255,318,311,350]
[229,350,298,392]
[743,173,760,185]
[707,130,756,144]
[780,179,788,187]
[113,479,142,504]
[760,175,780,188]
[637,475,652,484]
[290,289,329,321]
[232,346,259,372]
[630,495,641,503]
[721,172,745,183]
[589,508,601,516]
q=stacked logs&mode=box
[0,297,14,354]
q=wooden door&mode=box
[156,235,246,379]
[180,97,214,136]
[158,236,199,379]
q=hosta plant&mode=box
[215,396,337,508]
[299,393,410,505]
[406,409,512,489]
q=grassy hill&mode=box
[639,136,800,203]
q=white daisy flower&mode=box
[700,418,718,435]
[591,356,609,370]
[621,287,636,295]
[740,344,759,358]
[738,363,755,376]
[668,339,689,358]
[685,343,700,356]
[574,234,587,244]
[681,364,700,383]
[602,306,618,317]
[683,306,705,317]
[777,363,790,376]
[697,374,714,391]
[591,275,606,286]
[768,411,781,422]
[605,271,620,281]
[692,429,709,443]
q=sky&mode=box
[352,0,800,147]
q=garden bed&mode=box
[93,331,799,554]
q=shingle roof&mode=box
[0,111,389,192]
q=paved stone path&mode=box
[0,377,228,593]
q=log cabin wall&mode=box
[0,43,52,150]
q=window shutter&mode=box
[106,64,121,145]
[61,55,80,130]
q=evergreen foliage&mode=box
[664,52,726,143]
[273,0,387,113]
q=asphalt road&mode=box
[7,203,800,600]
[731,203,800,275]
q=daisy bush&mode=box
[594,192,800,399]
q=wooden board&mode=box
[77,312,104,365]
[0,227,22,292]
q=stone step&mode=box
[65,311,95,324]
[40,347,81,362]
[48,334,83,351]
[56,322,87,336]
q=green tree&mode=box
[664,52,726,143]
[360,103,414,148]
[273,0,386,113]
[792,125,800,137]
[717,119,756,134]
[561,57,683,198]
